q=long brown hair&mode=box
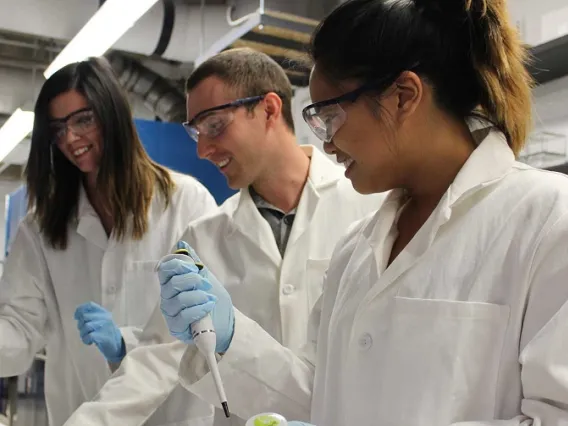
[25,57,175,249]
[310,0,533,155]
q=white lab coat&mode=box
[0,172,218,426]
[177,129,568,425]
[62,145,385,426]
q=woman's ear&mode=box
[393,71,422,123]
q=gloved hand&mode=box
[158,241,234,353]
[74,302,125,363]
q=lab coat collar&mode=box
[230,145,342,261]
[363,126,515,240]
[445,127,515,207]
[285,145,343,250]
[233,144,342,215]
[231,187,282,265]
[360,128,516,303]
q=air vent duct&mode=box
[108,52,186,123]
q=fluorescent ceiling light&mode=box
[0,109,34,163]
[44,0,160,78]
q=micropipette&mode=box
[170,247,230,418]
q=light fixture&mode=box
[0,109,34,164]
[44,0,160,78]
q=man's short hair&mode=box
[186,48,295,132]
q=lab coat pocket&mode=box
[380,297,510,425]
[120,260,161,329]
[306,258,330,311]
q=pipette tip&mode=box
[222,401,230,418]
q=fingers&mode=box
[83,331,111,348]
[74,301,105,320]
[165,301,216,334]
[75,306,111,331]
[81,333,94,345]
[158,258,200,285]
[78,319,107,341]
[176,241,203,264]
[161,290,216,333]
[160,272,212,299]
[161,289,217,317]
[75,302,114,346]
[76,316,89,331]
[79,321,102,344]
[75,303,112,338]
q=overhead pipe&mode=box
[107,52,186,123]
[0,0,232,64]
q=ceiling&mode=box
[2,0,567,178]
[182,0,227,3]
[0,0,323,178]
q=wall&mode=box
[524,75,568,168]
[509,0,568,45]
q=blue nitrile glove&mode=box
[74,302,125,363]
[158,241,235,353]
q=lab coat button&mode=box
[282,284,295,295]
[358,333,372,350]
[107,285,117,294]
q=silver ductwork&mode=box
[0,0,231,64]
[108,53,187,123]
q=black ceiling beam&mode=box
[546,162,568,174]
[528,34,568,85]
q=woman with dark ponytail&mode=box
[172,0,568,425]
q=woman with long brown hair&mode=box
[0,57,217,426]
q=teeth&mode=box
[73,146,90,157]
[342,158,354,169]
[217,158,230,168]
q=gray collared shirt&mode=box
[249,187,296,256]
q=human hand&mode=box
[158,241,234,353]
[74,302,125,363]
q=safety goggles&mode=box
[49,107,97,146]
[183,94,274,142]
[302,83,382,143]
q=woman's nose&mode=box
[323,140,337,155]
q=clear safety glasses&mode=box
[302,83,382,143]
[49,107,97,146]
[183,94,276,142]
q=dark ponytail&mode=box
[310,0,533,155]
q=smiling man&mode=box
[63,48,385,426]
